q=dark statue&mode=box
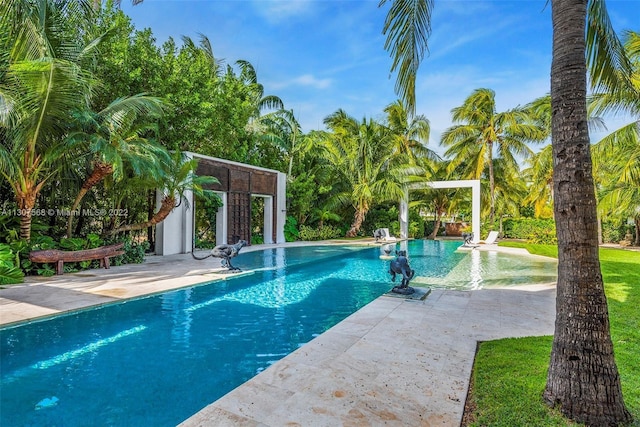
[192,240,248,271]
[389,250,415,295]
[462,232,474,246]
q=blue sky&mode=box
[120,0,638,154]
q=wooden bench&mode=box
[29,243,125,275]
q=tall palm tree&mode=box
[441,88,546,224]
[260,109,307,177]
[523,144,554,218]
[383,100,435,164]
[542,1,632,424]
[595,126,640,244]
[64,94,167,237]
[235,59,285,119]
[0,0,99,241]
[105,152,217,235]
[320,109,406,237]
[590,30,640,245]
[491,158,528,234]
[380,0,632,423]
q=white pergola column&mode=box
[276,172,287,244]
[215,191,228,246]
[470,180,481,243]
[399,189,409,240]
[156,188,194,255]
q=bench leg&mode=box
[56,260,64,275]
[100,257,111,269]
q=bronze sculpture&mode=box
[389,250,415,294]
[192,240,247,271]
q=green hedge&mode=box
[298,225,342,241]
[502,218,557,244]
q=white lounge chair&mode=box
[373,228,397,243]
[481,230,499,245]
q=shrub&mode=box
[298,225,342,241]
[0,243,24,285]
[112,239,150,266]
[284,216,299,242]
[601,220,627,243]
[503,218,557,244]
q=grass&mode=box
[466,243,640,426]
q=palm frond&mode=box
[586,0,634,94]
[379,0,434,115]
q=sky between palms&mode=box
[121,0,638,154]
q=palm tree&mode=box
[541,1,632,424]
[0,0,99,241]
[523,144,554,218]
[595,127,640,245]
[441,88,546,225]
[591,30,640,246]
[235,59,284,119]
[260,109,307,177]
[491,158,528,234]
[64,94,167,237]
[383,100,435,164]
[105,152,217,235]
[320,109,406,237]
[380,0,632,423]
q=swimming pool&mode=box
[0,240,556,426]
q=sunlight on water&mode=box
[412,249,557,290]
[3,325,147,383]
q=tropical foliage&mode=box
[0,1,637,283]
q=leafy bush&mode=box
[284,216,299,242]
[503,218,557,244]
[0,243,24,285]
[112,239,150,266]
[601,220,627,243]
[298,225,342,241]
[362,205,398,237]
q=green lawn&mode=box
[466,243,640,426]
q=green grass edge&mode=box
[466,243,640,426]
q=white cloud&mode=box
[294,74,332,89]
[252,0,315,24]
[271,74,332,90]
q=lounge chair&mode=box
[373,228,397,243]
[480,230,499,245]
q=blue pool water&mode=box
[0,240,554,426]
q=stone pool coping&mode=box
[0,240,557,426]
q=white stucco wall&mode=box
[156,154,286,255]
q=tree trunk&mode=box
[634,216,640,246]
[147,190,155,252]
[429,212,441,239]
[346,208,366,238]
[105,195,176,236]
[16,190,37,241]
[66,161,114,238]
[15,175,43,241]
[544,1,632,425]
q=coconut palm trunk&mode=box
[105,194,176,236]
[66,161,114,237]
[543,0,632,424]
[346,208,367,238]
[15,178,43,242]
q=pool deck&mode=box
[0,241,557,426]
